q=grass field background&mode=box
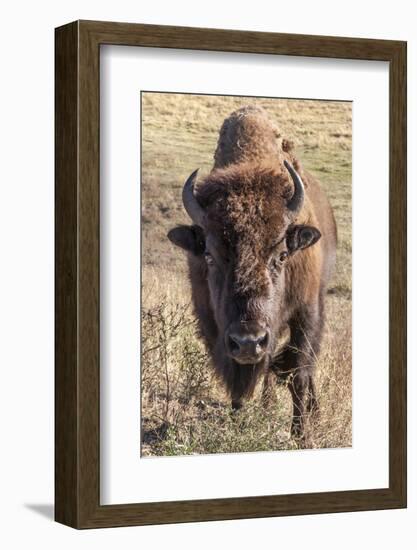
[141,92,352,456]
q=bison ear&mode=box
[286,225,321,254]
[167,225,205,256]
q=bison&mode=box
[168,105,337,439]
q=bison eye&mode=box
[204,252,214,266]
[279,251,289,262]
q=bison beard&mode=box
[168,105,337,441]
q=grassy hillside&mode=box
[141,92,352,456]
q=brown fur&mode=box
[168,105,337,439]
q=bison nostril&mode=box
[228,334,240,352]
[257,332,269,348]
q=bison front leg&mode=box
[288,368,310,439]
[231,397,243,411]
[278,304,323,441]
[306,376,319,419]
[261,370,276,408]
[230,362,265,411]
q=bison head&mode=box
[168,160,321,368]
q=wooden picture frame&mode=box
[55,20,407,528]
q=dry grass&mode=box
[140,92,352,456]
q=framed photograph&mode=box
[55,20,406,528]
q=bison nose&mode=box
[226,325,269,365]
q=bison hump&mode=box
[214,105,284,168]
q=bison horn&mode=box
[284,160,305,214]
[182,169,206,227]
